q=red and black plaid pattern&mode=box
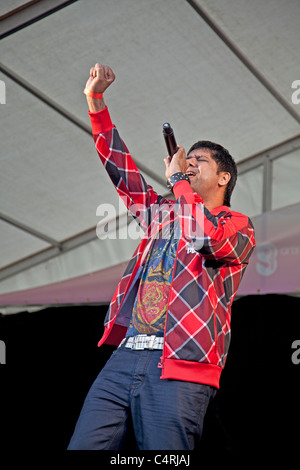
[90,108,255,381]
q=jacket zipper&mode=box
[213,292,218,355]
[159,229,182,374]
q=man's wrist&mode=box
[167,172,190,191]
[86,96,106,113]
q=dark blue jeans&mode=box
[67,346,216,450]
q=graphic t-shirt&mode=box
[126,222,178,337]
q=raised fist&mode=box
[85,64,115,94]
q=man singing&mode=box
[68,64,255,450]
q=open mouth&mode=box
[186,171,197,177]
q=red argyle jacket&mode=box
[89,107,255,388]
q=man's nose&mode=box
[187,157,197,167]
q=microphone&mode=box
[163,123,178,159]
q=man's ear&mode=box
[218,172,231,187]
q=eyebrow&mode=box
[186,154,210,160]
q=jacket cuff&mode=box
[173,179,203,203]
[88,106,113,134]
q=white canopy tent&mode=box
[0,0,300,313]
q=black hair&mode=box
[187,140,237,207]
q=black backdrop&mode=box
[1,294,299,454]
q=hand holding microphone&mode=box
[163,123,189,184]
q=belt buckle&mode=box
[132,334,147,350]
[148,335,156,350]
